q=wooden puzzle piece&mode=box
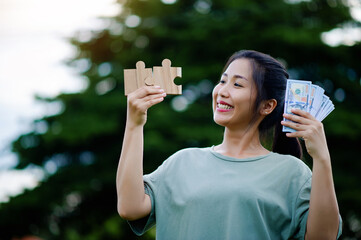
[153,59,182,95]
[124,59,182,95]
[124,61,153,95]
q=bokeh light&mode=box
[161,0,177,5]
[125,15,141,28]
[98,62,112,77]
[171,96,189,112]
[334,88,346,102]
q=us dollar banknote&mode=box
[283,80,312,132]
[283,79,334,132]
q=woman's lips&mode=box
[216,101,234,112]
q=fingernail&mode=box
[162,93,166,97]
[154,85,161,88]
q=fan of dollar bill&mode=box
[282,79,334,132]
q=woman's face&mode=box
[212,58,257,129]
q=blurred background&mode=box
[0,0,361,239]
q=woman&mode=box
[116,50,342,239]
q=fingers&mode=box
[285,130,305,138]
[281,114,309,132]
[126,86,166,127]
[285,122,324,142]
[283,110,313,124]
[281,119,306,132]
[290,108,316,120]
[129,85,165,99]
[138,92,166,110]
[128,86,166,112]
[281,108,325,140]
[282,108,318,128]
[281,109,329,159]
[281,108,320,137]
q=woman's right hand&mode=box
[126,86,166,128]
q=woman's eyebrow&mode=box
[234,74,248,81]
[222,73,248,81]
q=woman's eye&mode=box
[234,82,243,87]
[219,79,226,84]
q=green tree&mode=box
[1,0,360,239]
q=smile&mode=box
[216,101,234,112]
[217,103,233,109]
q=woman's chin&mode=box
[213,116,229,127]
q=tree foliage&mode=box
[1,0,361,239]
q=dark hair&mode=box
[223,50,302,159]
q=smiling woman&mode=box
[0,0,119,201]
[117,50,342,239]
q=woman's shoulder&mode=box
[173,146,210,154]
[270,152,308,165]
[168,147,211,161]
[152,147,210,175]
[269,152,312,176]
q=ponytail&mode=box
[272,113,303,159]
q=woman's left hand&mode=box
[281,108,330,162]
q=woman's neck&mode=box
[214,126,269,159]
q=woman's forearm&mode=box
[116,86,165,220]
[282,110,340,239]
[116,124,151,220]
[305,156,340,240]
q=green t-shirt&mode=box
[128,147,342,239]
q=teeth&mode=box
[218,103,233,110]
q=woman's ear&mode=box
[260,99,277,116]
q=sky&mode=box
[0,0,360,203]
[0,0,120,202]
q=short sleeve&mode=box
[126,158,168,236]
[292,177,343,239]
[127,181,156,236]
[292,177,312,240]
[337,215,343,239]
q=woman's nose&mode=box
[218,84,229,98]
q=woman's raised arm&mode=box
[116,86,166,221]
[282,109,340,239]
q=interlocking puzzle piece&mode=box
[153,59,182,95]
[123,59,182,95]
[124,61,153,96]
